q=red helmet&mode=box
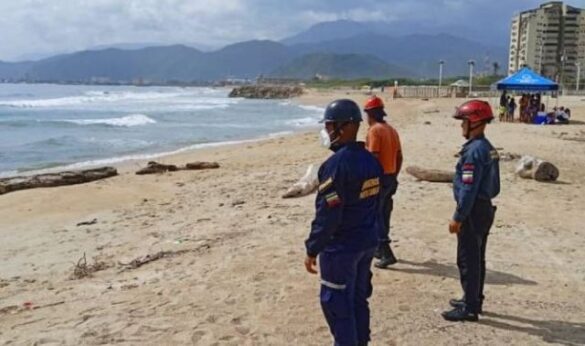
[364,96,384,111]
[453,100,494,123]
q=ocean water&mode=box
[0,84,323,177]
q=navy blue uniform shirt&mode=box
[453,134,500,222]
[305,142,382,257]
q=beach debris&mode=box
[136,161,220,175]
[424,121,432,125]
[0,167,118,196]
[70,253,110,280]
[185,162,220,170]
[231,200,246,207]
[76,218,98,227]
[515,156,559,182]
[118,246,210,271]
[136,161,179,175]
[406,166,455,183]
[229,85,304,99]
[0,301,65,316]
[282,164,319,198]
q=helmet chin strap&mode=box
[329,122,349,147]
[465,120,485,139]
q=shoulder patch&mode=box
[318,177,333,193]
[490,149,500,160]
[360,178,380,199]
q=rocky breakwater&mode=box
[229,85,304,99]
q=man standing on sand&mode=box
[305,99,382,346]
[443,100,500,322]
[364,96,403,269]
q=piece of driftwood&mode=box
[282,164,319,198]
[185,162,220,170]
[0,167,118,195]
[136,161,220,175]
[118,245,210,271]
[406,166,455,183]
[516,156,559,182]
[136,161,179,175]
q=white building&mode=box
[509,1,585,86]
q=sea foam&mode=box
[61,114,157,127]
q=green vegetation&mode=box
[307,75,505,89]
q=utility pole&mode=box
[468,60,475,96]
[438,60,444,97]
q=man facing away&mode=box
[305,99,383,345]
[363,96,403,269]
[443,100,500,322]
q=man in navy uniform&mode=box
[443,100,500,322]
[305,99,383,345]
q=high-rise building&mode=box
[508,1,585,86]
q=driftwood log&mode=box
[0,167,118,195]
[516,156,559,182]
[136,161,220,175]
[406,166,455,183]
[282,164,319,198]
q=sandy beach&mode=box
[1,89,585,345]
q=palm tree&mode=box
[492,62,500,76]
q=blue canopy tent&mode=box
[495,68,560,124]
[496,67,558,91]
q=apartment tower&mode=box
[509,1,585,86]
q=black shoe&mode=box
[449,298,483,314]
[441,307,478,322]
[374,246,397,268]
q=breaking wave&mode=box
[59,114,157,127]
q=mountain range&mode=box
[0,20,507,83]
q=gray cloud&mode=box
[0,0,581,61]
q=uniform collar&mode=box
[336,141,365,151]
[463,134,485,148]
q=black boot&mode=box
[449,298,483,314]
[374,245,382,260]
[374,244,397,268]
[441,306,478,322]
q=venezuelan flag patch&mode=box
[325,192,341,207]
[462,163,474,184]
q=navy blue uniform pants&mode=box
[378,174,398,244]
[457,199,496,313]
[319,248,376,346]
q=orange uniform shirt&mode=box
[366,122,402,175]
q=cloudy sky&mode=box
[1,0,583,61]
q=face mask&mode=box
[319,128,331,148]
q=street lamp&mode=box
[439,60,445,88]
[468,60,475,96]
[576,62,581,92]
